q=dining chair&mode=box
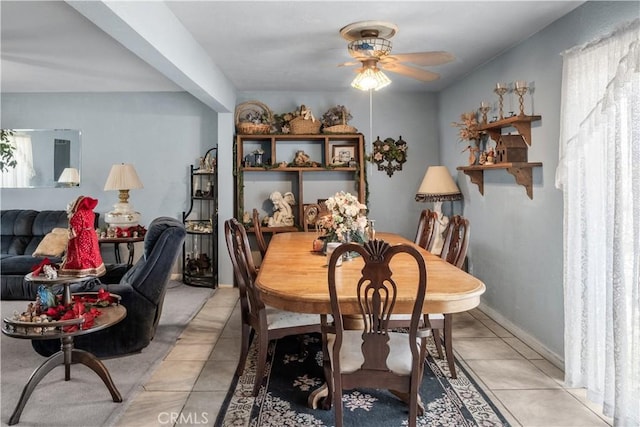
[414,208,438,251]
[321,239,430,427]
[224,218,322,396]
[302,203,322,232]
[252,208,268,259]
[428,214,470,379]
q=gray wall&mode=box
[438,1,638,363]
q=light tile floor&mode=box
[116,286,613,427]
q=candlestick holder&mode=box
[479,101,491,124]
[494,83,509,120]
[514,80,528,116]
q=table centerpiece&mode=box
[316,191,368,252]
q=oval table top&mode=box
[256,232,486,315]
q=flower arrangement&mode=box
[321,105,353,127]
[235,101,273,135]
[273,110,300,134]
[316,191,368,243]
[451,112,481,142]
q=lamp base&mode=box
[105,202,141,228]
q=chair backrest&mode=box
[224,218,265,320]
[303,203,322,232]
[440,215,470,269]
[327,239,428,374]
[252,208,268,258]
[122,217,186,303]
[414,208,438,251]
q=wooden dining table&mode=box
[256,232,485,316]
[256,232,486,410]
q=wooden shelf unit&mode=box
[457,162,543,199]
[459,115,543,199]
[478,114,541,146]
[234,134,366,227]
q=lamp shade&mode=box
[104,163,143,228]
[104,163,143,191]
[415,166,462,202]
[351,61,391,91]
[57,167,80,186]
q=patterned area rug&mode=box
[215,333,511,426]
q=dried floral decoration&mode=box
[321,105,353,127]
[451,112,481,142]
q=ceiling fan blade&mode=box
[338,60,361,67]
[381,62,440,82]
[381,51,455,67]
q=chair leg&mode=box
[236,323,251,376]
[333,387,343,427]
[296,335,309,360]
[444,314,457,379]
[431,328,444,359]
[408,385,418,427]
[253,332,269,396]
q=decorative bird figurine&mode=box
[37,285,57,309]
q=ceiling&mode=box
[1,1,584,97]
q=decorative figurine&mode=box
[267,191,296,227]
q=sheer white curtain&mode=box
[0,133,35,187]
[556,20,639,426]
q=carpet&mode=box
[216,333,511,427]
[1,281,213,427]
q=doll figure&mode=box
[59,196,106,277]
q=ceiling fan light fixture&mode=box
[351,66,391,91]
[348,38,392,59]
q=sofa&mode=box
[0,209,110,300]
[1,210,70,300]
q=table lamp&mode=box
[57,167,80,187]
[104,163,143,228]
[415,166,462,255]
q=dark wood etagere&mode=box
[182,146,218,288]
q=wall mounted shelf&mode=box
[479,114,541,146]
[457,162,542,199]
[459,114,543,199]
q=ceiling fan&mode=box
[339,20,455,87]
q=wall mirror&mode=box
[0,129,81,188]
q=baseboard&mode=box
[478,302,565,371]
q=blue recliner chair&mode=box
[32,217,186,358]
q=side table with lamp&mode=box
[415,165,462,255]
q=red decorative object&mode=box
[110,225,147,238]
[60,196,106,277]
[40,288,115,332]
[31,258,55,276]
